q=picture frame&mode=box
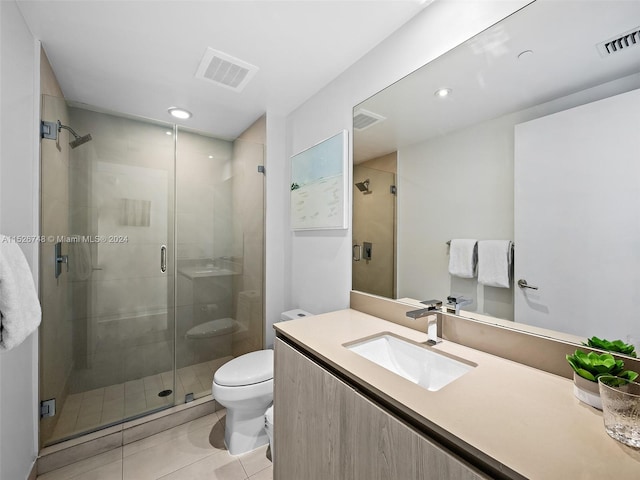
[290,130,349,231]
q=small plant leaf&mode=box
[576,369,596,381]
[619,370,640,382]
[574,350,591,367]
[566,355,580,373]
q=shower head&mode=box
[57,120,93,149]
[69,133,93,149]
[355,179,372,194]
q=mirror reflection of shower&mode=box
[41,119,92,149]
[355,178,372,194]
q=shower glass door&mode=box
[174,127,264,401]
[40,95,176,446]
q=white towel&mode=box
[477,240,512,288]
[0,237,42,350]
[448,239,478,278]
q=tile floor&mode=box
[50,357,233,444]
[38,409,273,480]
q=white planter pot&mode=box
[573,372,602,410]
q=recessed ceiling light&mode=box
[434,88,452,98]
[208,155,213,159]
[168,107,192,120]
[166,131,172,135]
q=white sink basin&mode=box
[346,334,474,391]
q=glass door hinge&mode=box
[40,398,56,418]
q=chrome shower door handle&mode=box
[517,279,538,290]
[160,245,167,273]
[54,242,69,278]
[353,244,362,262]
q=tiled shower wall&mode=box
[352,153,397,299]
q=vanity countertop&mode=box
[274,309,640,479]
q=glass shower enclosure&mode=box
[39,95,264,447]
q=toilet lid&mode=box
[186,318,237,339]
[214,349,274,386]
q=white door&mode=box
[514,88,640,340]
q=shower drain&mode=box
[158,389,172,397]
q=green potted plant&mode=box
[583,336,637,357]
[566,349,639,409]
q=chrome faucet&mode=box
[445,295,473,315]
[405,300,442,345]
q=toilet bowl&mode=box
[212,349,274,455]
[212,308,312,455]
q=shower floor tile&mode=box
[48,357,233,445]
[38,409,273,480]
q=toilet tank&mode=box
[280,309,313,321]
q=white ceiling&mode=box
[17,0,430,139]
[354,0,640,162]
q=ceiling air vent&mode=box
[597,27,640,57]
[195,47,259,92]
[353,109,386,131]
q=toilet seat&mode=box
[185,318,238,339]
[214,349,273,386]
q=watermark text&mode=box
[2,235,129,244]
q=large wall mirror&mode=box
[352,0,640,351]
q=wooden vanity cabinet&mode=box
[274,338,489,480]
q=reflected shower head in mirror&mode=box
[355,179,372,194]
[57,120,92,149]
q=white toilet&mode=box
[212,309,312,455]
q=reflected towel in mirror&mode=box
[448,239,477,278]
[477,240,512,288]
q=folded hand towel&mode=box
[477,240,512,288]
[448,239,478,278]
[0,237,42,350]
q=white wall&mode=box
[282,0,530,315]
[398,116,515,319]
[0,1,39,479]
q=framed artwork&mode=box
[290,130,349,230]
